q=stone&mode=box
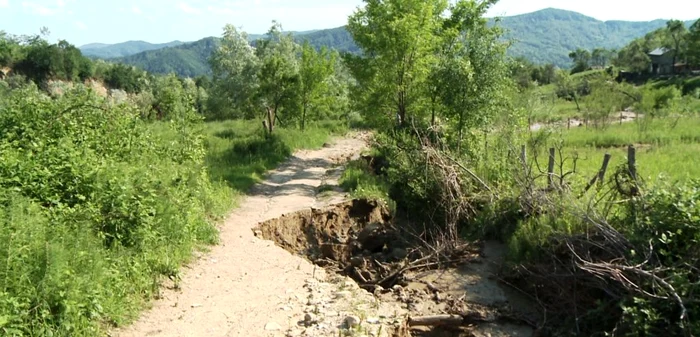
[304,313,318,325]
[319,243,352,263]
[391,248,408,260]
[349,256,365,267]
[264,322,282,331]
[366,317,380,324]
[344,315,361,328]
[334,291,352,299]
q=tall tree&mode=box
[346,0,448,129]
[254,22,300,135]
[433,0,507,149]
[298,41,335,130]
[591,48,612,67]
[615,39,652,73]
[209,24,260,120]
[688,19,700,67]
[666,20,687,73]
[568,48,591,74]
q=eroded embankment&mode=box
[254,199,538,337]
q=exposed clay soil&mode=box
[115,131,538,337]
[256,201,539,337]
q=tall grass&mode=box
[530,117,700,184]
[204,119,348,201]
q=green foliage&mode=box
[204,119,347,195]
[208,26,260,120]
[636,84,682,118]
[80,40,185,59]
[299,42,336,130]
[12,39,94,84]
[103,63,147,93]
[568,48,591,74]
[688,19,700,66]
[114,38,220,78]
[339,159,393,209]
[347,0,448,129]
[255,23,302,135]
[509,57,557,89]
[497,8,693,67]
[0,85,228,335]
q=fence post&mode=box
[548,147,555,188]
[567,117,571,129]
[628,145,638,195]
[598,153,612,185]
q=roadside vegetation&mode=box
[1,1,699,336]
[339,1,700,335]
[0,21,349,336]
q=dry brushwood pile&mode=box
[254,196,539,337]
[254,199,479,293]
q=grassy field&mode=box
[204,119,348,203]
[530,117,700,185]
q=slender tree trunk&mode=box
[572,94,581,112]
[266,106,275,135]
[302,103,307,131]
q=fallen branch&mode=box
[408,315,463,327]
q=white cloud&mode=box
[22,1,56,15]
[56,0,64,7]
[131,5,142,15]
[0,0,9,8]
[178,2,201,15]
[74,20,86,30]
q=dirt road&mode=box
[115,133,370,337]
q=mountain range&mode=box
[79,8,697,77]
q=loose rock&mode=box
[344,315,361,329]
[264,322,282,331]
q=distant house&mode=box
[648,47,674,75]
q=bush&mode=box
[0,85,228,335]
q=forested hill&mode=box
[105,8,696,77]
[113,37,221,78]
[80,40,185,58]
[111,28,356,77]
[499,8,694,66]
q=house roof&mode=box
[649,47,671,56]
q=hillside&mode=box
[113,37,220,77]
[105,8,697,77]
[114,29,360,77]
[498,8,694,66]
[80,40,185,59]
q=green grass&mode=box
[530,117,700,184]
[338,158,395,211]
[204,119,347,200]
[652,76,700,96]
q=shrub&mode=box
[0,84,228,335]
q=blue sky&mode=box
[0,0,698,46]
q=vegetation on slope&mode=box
[80,40,185,59]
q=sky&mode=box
[0,0,698,47]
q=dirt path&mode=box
[115,132,372,337]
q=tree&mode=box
[208,24,260,120]
[615,39,651,73]
[568,48,591,74]
[666,20,687,73]
[346,0,448,129]
[254,22,300,135]
[433,0,507,149]
[298,41,335,130]
[591,48,613,68]
[688,20,700,67]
